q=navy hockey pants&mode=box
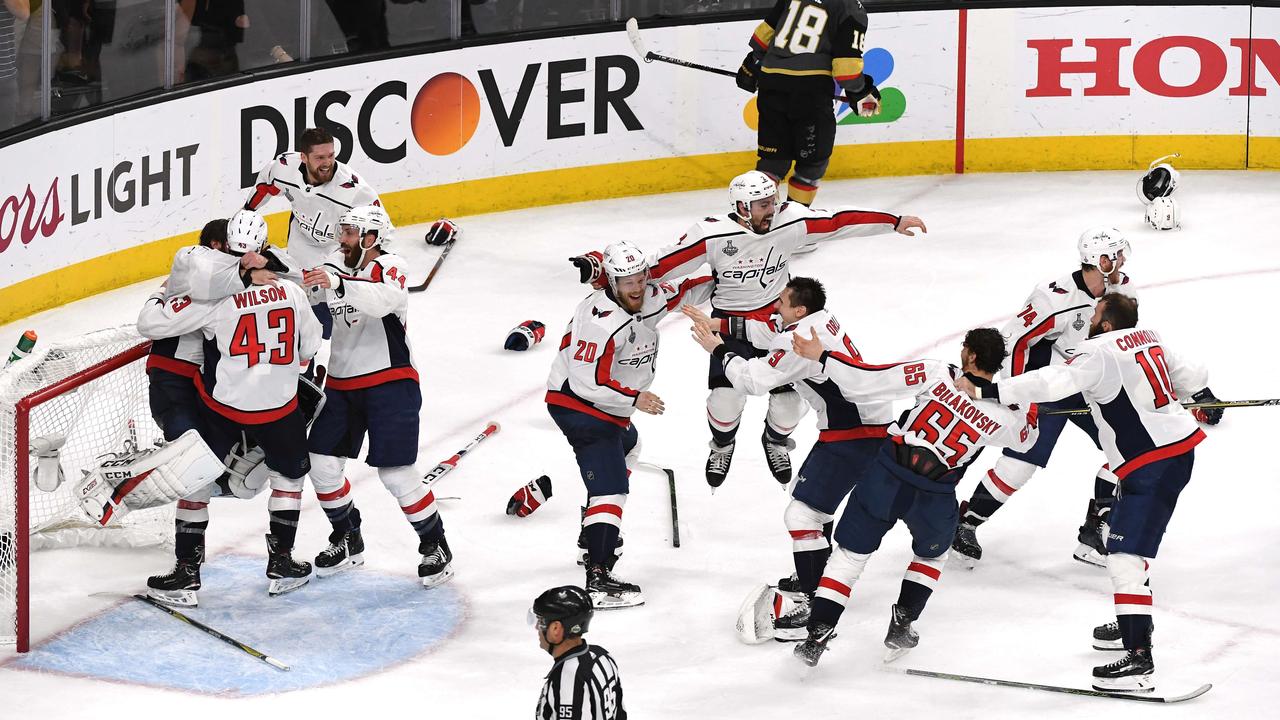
[307,379,422,467]
[834,443,959,559]
[548,405,638,498]
[147,370,203,442]
[1106,449,1195,558]
[200,404,310,479]
[1001,392,1101,467]
[793,437,882,515]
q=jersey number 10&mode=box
[1135,346,1177,409]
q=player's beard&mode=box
[752,213,774,233]
[1087,319,1105,338]
[307,162,335,185]
[341,243,362,268]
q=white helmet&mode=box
[729,170,778,220]
[602,241,648,287]
[1078,227,1130,268]
[1145,196,1180,231]
[1136,154,1180,205]
[338,205,393,249]
[226,210,268,254]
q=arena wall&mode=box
[1,5,1277,324]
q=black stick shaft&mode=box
[1044,398,1280,416]
[133,594,289,671]
[642,51,851,102]
[665,468,680,548]
[410,238,456,293]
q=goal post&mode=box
[1,327,172,653]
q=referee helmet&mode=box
[531,585,594,637]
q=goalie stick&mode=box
[1043,397,1280,416]
[624,18,852,103]
[636,462,680,548]
[133,594,290,671]
[892,667,1211,704]
[408,234,457,293]
[423,421,501,487]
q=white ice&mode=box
[2,170,1279,716]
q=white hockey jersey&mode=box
[244,151,381,269]
[135,281,321,423]
[987,327,1207,480]
[143,246,307,379]
[649,202,901,315]
[547,277,715,425]
[718,309,894,440]
[317,250,417,389]
[818,352,1040,481]
[1004,269,1137,376]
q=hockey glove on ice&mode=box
[736,52,761,93]
[507,475,553,517]
[1191,387,1223,425]
[425,218,460,246]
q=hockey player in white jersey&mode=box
[789,329,1040,667]
[244,127,381,270]
[137,218,322,601]
[953,228,1156,568]
[570,170,926,488]
[547,241,714,608]
[301,205,455,587]
[957,293,1217,693]
[687,277,893,641]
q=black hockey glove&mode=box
[736,52,761,94]
[425,218,460,246]
[842,74,881,117]
[1190,387,1223,425]
[568,250,605,288]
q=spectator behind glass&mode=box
[325,0,388,55]
[176,0,293,84]
[1,0,29,131]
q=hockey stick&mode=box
[892,667,1211,704]
[132,594,290,671]
[408,236,457,293]
[624,18,853,103]
[636,462,680,548]
[423,421,501,486]
[1043,398,1280,416]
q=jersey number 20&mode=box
[230,308,296,367]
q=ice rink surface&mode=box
[2,170,1279,716]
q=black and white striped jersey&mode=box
[536,644,626,720]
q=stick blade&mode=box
[625,17,647,59]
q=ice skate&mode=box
[315,528,365,578]
[418,537,455,588]
[587,563,644,609]
[1073,506,1109,568]
[883,604,920,663]
[706,441,735,489]
[1092,649,1155,693]
[773,592,811,642]
[951,522,982,568]
[761,432,796,485]
[146,556,202,607]
[266,534,312,597]
[793,622,837,667]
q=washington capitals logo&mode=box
[1050,281,1069,295]
[723,238,739,257]
[592,307,613,318]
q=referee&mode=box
[531,585,627,720]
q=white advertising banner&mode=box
[965,5,1253,139]
[1248,6,1280,142]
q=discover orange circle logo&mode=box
[411,72,482,156]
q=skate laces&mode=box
[708,445,733,472]
[1101,650,1139,670]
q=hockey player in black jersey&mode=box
[532,586,627,720]
[737,0,881,206]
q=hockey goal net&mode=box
[1,326,171,652]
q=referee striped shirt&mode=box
[536,643,626,720]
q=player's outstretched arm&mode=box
[975,352,1104,407]
[136,291,216,340]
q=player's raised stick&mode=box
[423,421,501,487]
[624,18,852,102]
[1043,397,1280,416]
[133,594,289,671]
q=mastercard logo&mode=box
[410,72,482,156]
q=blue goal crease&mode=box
[7,555,467,696]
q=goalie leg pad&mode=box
[77,429,225,526]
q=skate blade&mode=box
[146,588,198,608]
[954,553,978,570]
[1091,677,1156,694]
[883,645,913,663]
[420,565,455,588]
[773,628,806,643]
[590,590,645,610]
[1073,544,1108,568]
[1092,639,1124,651]
[316,554,365,578]
[268,575,310,597]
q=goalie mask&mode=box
[1136,154,1180,205]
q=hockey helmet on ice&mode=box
[1145,196,1180,231]
[1136,154,1180,204]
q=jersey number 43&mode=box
[230,308,296,367]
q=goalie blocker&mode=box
[75,429,225,526]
